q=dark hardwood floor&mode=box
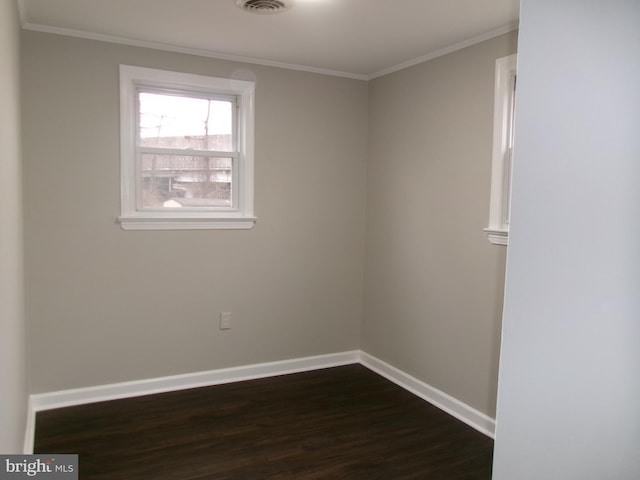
[34,364,493,479]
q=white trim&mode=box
[27,350,495,441]
[20,21,518,81]
[483,228,509,246]
[486,53,517,245]
[29,351,360,412]
[23,397,36,454]
[118,65,256,230]
[20,23,369,81]
[369,22,519,79]
[359,352,496,438]
[118,216,257,230]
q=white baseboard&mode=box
[359,352,496,438]
[30,351,360,414]
[23,397,36,454]
[26,349,494,453]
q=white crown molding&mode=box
[369,22,519,80]
[20,20,518,81]
[20,22,370,81]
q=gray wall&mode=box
[23,25,516,425]
[363,32,517,417]
[22,32,368,393]
[493,0,640,478]
[0,0,28,453]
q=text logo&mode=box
[0,456,77,479]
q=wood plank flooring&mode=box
[34,364,493,479]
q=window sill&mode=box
[484,228,509,246]
[118,215,257,231]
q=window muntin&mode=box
[119,65,255,230]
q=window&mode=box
[119,65,255,230]
[485,54,516,245]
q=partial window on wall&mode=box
[485,54,517,246]
[118,65,255,230]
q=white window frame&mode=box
[485,54,517,245]
[118,65,255,230]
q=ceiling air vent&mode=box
[236,0,293,14]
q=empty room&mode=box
[2,1,639,479]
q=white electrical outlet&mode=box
[219,312,232,330]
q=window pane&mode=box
[139,92,233,151]
[141,154,232,209]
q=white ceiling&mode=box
[18,0,520,80]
